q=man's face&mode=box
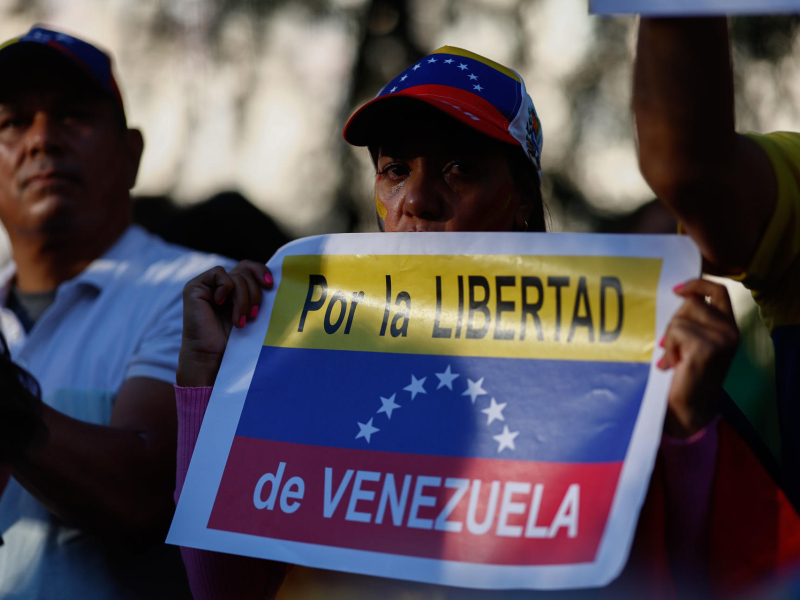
[0,61,141,242]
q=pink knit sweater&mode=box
[174,386,286,600]
[175,386,718,598]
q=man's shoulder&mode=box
[98,226,236,294]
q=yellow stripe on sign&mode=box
[264,254,661,363]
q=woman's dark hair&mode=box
[506,146,547,233]
[0,332,45,461]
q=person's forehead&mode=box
[377,123,501,159]
[0,59,106,105]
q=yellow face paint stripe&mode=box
[375,191,388,220]
[431,46,521,83]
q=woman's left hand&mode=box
[659,278,739,438]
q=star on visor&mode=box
[404,375,427,399]
[356,418,380,443]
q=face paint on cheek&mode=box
[390,179,407,196]
[375,188,387,231]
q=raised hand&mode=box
[177,260,273,388]
[658,278,739,438]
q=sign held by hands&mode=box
[168,232,699,591]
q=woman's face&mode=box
[373,108,531,233]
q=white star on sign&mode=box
[404,375,427,399]
[458,63,468,70]
[390,86,397,92]
[468,73,478,80]
[435,365,460,390]
[462,377,487,404]
[427,57,437,63]
[481,398,507,425]
[493,425,519,453]
[356,418,380,443]
[444,58,454,64]
[473,84,484,92]
[377,394,401,419]
[400,74,408,81]
[412,64,421,71]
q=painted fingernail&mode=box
[673,283,685,292]
[657,357,666,369]
[217,296,226,306]
[658,336,665,348]
[264,272,274,286]
[250,305,259,319]
[238,315,246,328]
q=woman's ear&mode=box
[513,189,534,231]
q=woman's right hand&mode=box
[177,261,273,388]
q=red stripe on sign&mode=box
[207,437,622,566]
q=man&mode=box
[0,27,232,597]
[633,19,800,503]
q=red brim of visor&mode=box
[343,84,519,148]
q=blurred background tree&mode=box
[0,0,796,455]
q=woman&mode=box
[175,47,798,599]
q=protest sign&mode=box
[591,0,800,15]
[168,232,699,590]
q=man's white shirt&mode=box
[0,225,235,599]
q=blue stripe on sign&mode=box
[379,53,521,122]
[236,346,649,464]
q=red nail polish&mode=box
[217,296,226,306]
[673,283,685,292]
[657,357,665,368]
[264,272,274,286]
[238,315,246,328]
[658,336,665,348]
[250,305,259,319]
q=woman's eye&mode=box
[449,161,479,176]
[377,163,409,179]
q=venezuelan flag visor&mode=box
[0,26,125,122]
[344,46,543,178]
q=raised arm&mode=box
[634,17,777,273]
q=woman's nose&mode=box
[402,168,443,222]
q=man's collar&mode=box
[72,225,149,291]
[0,225,150,300]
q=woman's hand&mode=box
[659,279,739,438]
[177,261,273,388]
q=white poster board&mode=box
[168,232,699,590]
[591,0,800,15]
